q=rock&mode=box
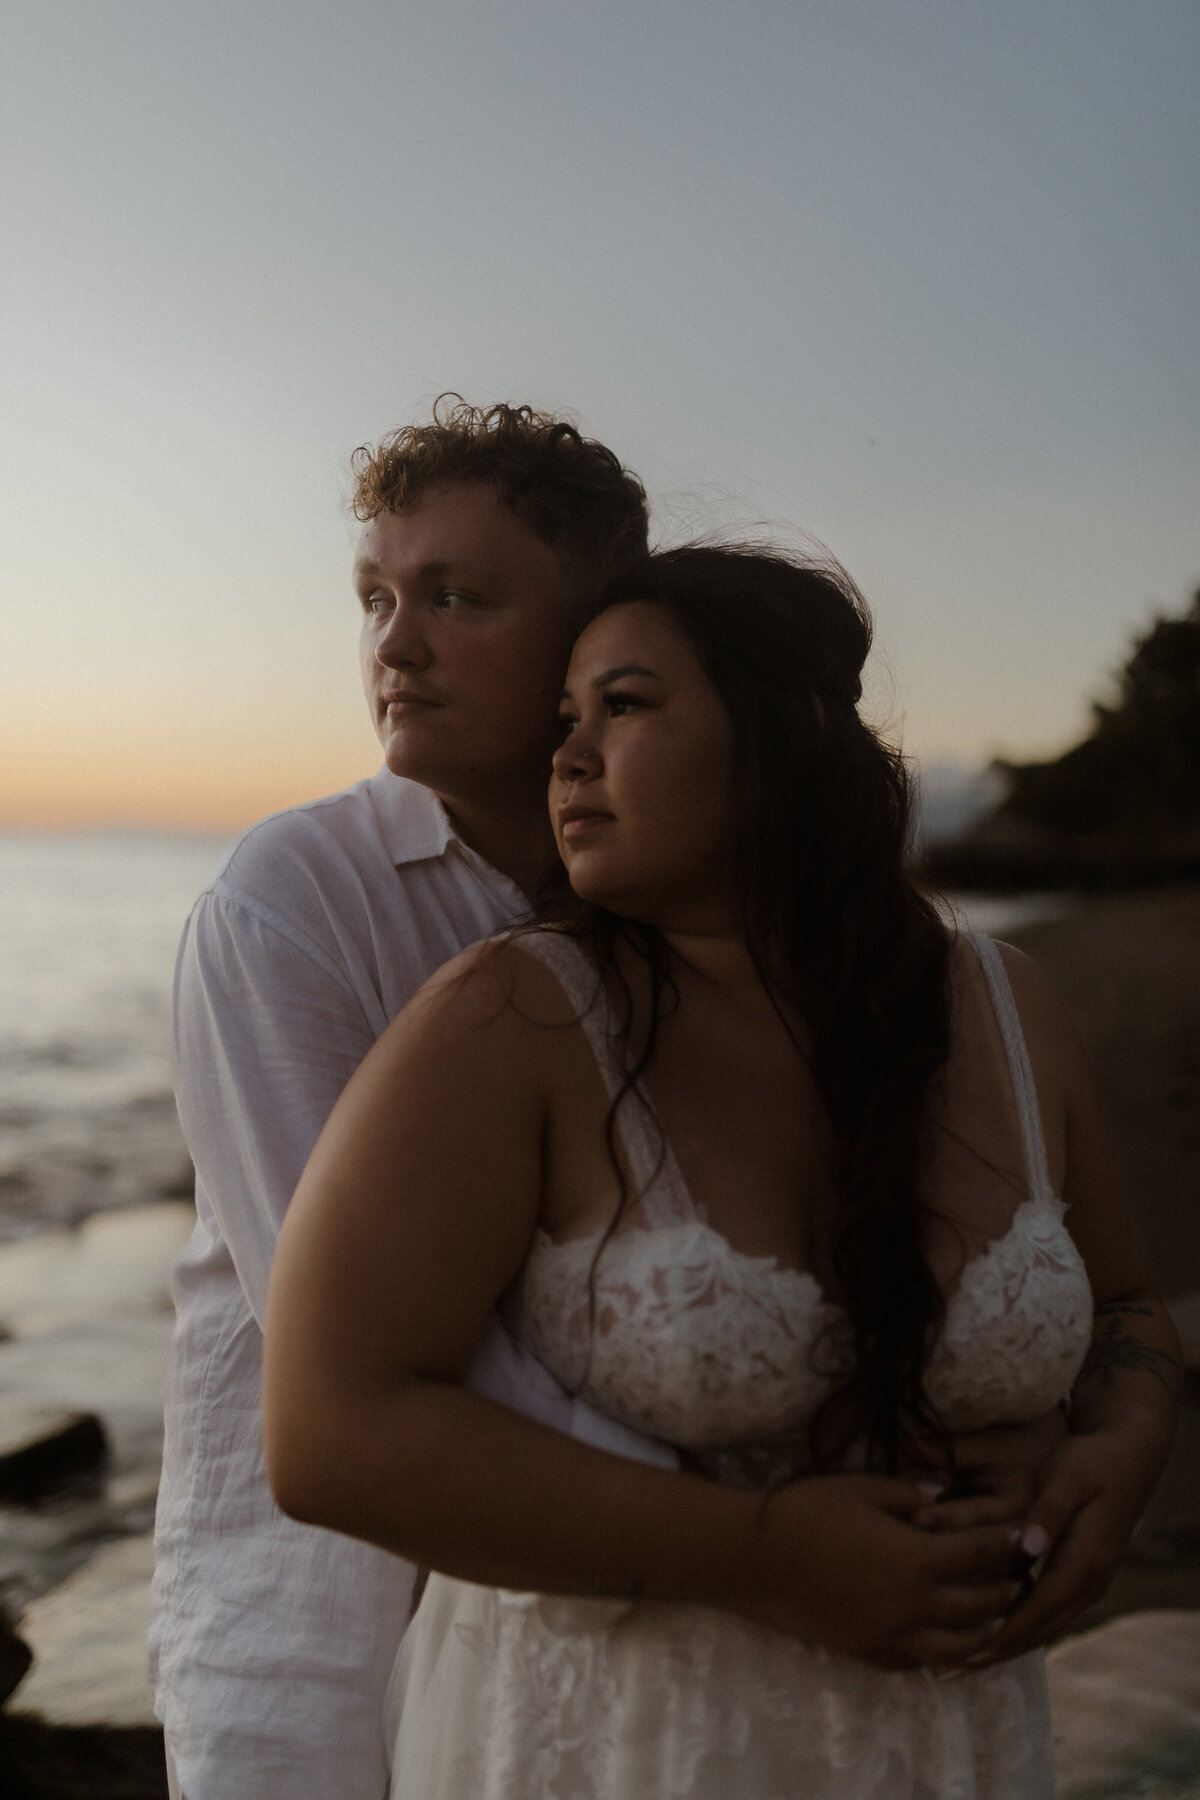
[0,1316,176,1610]
[0,1604,32,1706]
[0,1207,189,1613]
[0,1407,108,1505]
[0,1492,135,1616]
[9,1535,157,1728]
[0,1713,169,1797]
[1048,1608,1200,1798]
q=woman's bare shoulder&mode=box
[398,930,592,1046]
[949,931,1091,1094]
[948,929,1068,1018]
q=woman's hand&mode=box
[743,1473,1023,1669]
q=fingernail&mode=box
[916,1482,946,1501]
[1021,1525,1050,1558]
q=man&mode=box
[150,401,655,1799]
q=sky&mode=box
[2,0,1197,831]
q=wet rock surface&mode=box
[0,1204,191,1791]
[0,1096,193,1246]
[0,1207,191,1619]
[14,1537,157,1729]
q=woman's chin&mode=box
[567,874,619,909]
[565,862,636,914]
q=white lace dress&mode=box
[385,932,1094,1799]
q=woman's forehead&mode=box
[568,601,693,677]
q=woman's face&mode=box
[550,602,736,930]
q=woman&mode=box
[265,546,1180,1798]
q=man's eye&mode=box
[366,596,391,617]
[435,589,472,610]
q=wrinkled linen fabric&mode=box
[150,773,676,1800]
[386,929,1093,1799]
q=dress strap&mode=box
[969,934,1054,1204]
[503,930,697,1230]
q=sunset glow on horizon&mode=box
[4,1,1197,835]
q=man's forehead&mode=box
[353,491,562,583]
[353,548,487,580]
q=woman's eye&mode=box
[435,588,472,610]
[557,714,579,738]
[603,689,644,717]
[366,596,391,617]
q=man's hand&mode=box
[947,1423,1165,1670]
[905,1406,1070,1514]
[745,1474,1022,1669]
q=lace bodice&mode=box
[503,930,1093,1470]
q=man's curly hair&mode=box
[350,396,650,608]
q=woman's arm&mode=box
[264,941,1023,1667]
[955,944,1183,1668]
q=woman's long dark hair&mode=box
[539,544,954,1473]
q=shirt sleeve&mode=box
[174,884,379,1328]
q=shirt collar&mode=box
[366,767,534,912]
[366,766,457,866]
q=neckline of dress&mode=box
[531,1188,1062,1314]
[510,927,1060,1311]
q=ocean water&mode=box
[0,833,230,1240]
[0,829,1069,1242]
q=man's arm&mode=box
[175,885,379,1326]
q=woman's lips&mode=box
[558,808,614,840]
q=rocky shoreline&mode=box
[1,887,1199,1796]
[0,1206,189,1796]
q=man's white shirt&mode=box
[151,768,674,1800]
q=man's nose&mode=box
[374,599,432,670]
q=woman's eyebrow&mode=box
[560,662,663,703]
[590,663,662,687]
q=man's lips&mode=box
[380,689,442,714]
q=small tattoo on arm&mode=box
[1076,1314,1181,1398]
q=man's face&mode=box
[355,482,570,811]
